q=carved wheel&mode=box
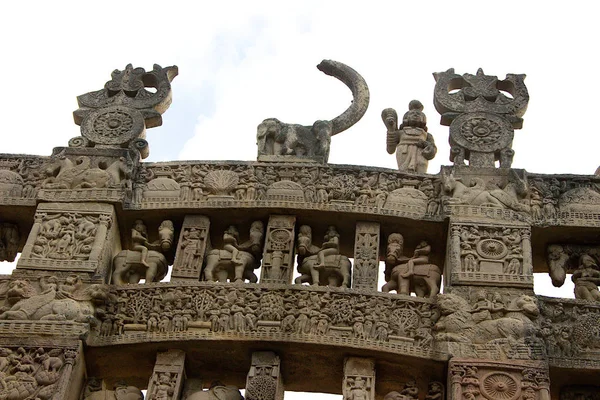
[81,105,145,146]
[270,229,291,250]
[449,112,513,153]
[476,239,508,260]
[481,372,519,400]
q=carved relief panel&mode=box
[448,359,549,400]
[146,349,186,400]
[447,222,532,288]
[17,202,117,278]
[343,357,375,400]
[172,215,210,282]
[0,342,82,400]
[245,351,284,400]
[260,215,296,284]
[352,222,380,291]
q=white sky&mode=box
[0,0,592,397]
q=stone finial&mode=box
[433,68,528,168]
[71,64,178,159]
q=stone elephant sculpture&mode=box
[186,383,244,400]
[203,249,259,283]
[382,262,441,298]
[295,253,352,288]
[112,250,169,284]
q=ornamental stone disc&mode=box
[81,105,145,146]
[481,372,519,400]
[450,112,513,154]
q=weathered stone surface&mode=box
[343,357,375,400]
[172,215,211,282]
[147,349,186,400]
[352,222,380,290]
[245,351,284,400]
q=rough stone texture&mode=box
[2,64,600,399]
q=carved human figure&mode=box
[347,377,369,400]
[383,100,437,173]
[318,226,340,268]
[572,254,600,301]
[131,220,150,267]
[382,234,441,298]
[112,220,174,284]
[223,226,243,266]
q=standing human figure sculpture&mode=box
[382,100,437,174]
[572,254,600,301]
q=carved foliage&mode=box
[245,351,283,400]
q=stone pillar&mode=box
[171,215,210,282]
[352,222,380,290]
[245,351,284,400]
[260,215,296,284]
[343,357,375,400]
[146,349,186,400]
[17,202,118,276]
[521,229,532,275]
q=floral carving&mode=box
[461,117,502,144]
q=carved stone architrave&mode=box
[0,222,19,262]
[447,359,549,400]
[245,351,284,400]
[343,357,375,400]
[172,215,211,282]
[146,349,186,400]
[260,215,296,284]
[352,222,380,290]
[17,202,118,279]
[447,222,533,288]
[0,339,84,400]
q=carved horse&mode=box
[295,254,352,288]
[382,262,441,298]
[203,250,259,283]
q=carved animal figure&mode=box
[441,169,529,212]
[382,262,441,298]
[112,250,170,284]
[434,294,539,344]
[295,253,352,287]
[257,59,370,162]
[42,155,116,189]
[0,279,94,322]
[203,222,264,283]
[186,382,244,400]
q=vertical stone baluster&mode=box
[245,351,284,400]
[352,222,380,290]
[171,215,210,282]
[521,228,532,275]
[343,357,375,400]
[146,349,186,400]
[260,215,296,284]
